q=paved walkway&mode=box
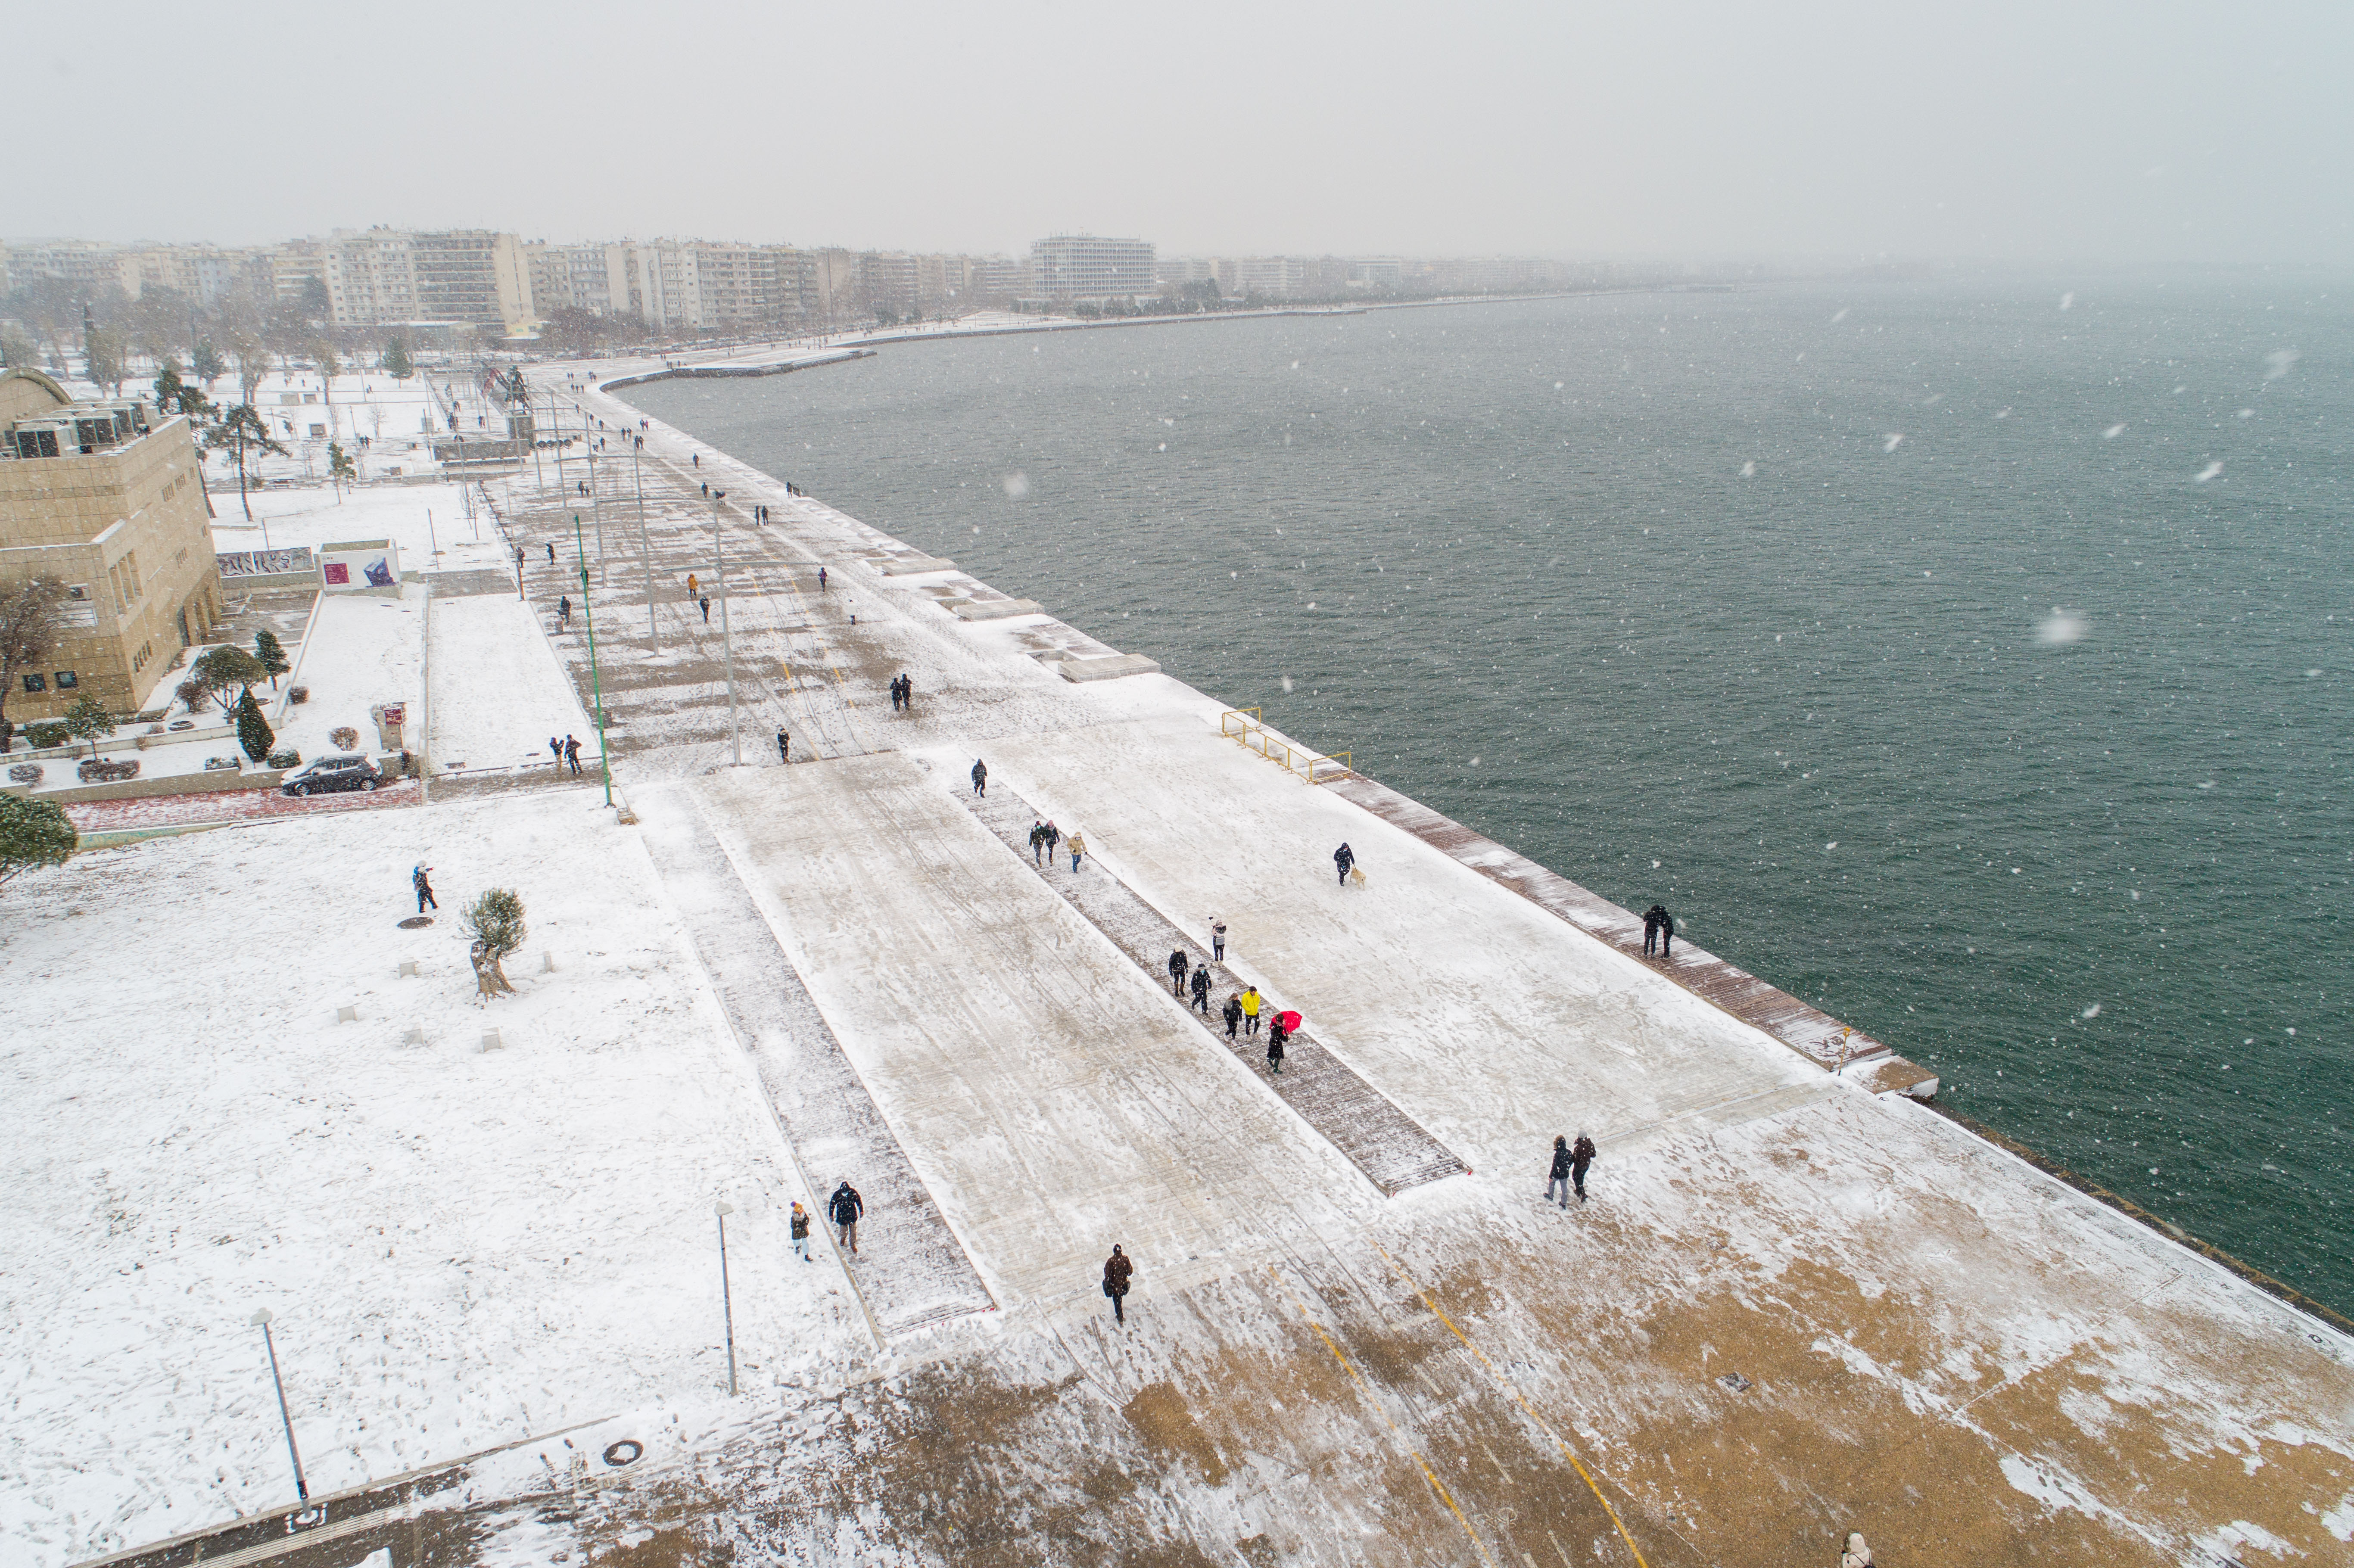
[630,782,994,1337]
[965,779,1466,1195]
[695,756,1379,1312]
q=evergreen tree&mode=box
[252,628,290,688]
[235,688,275,762]
[85,328,123,395]
[328,440,355,498]
[190,338,225,389]
[382,337,414,379]
[153,356,186,414]
[0,794,77,893]
[61,693,115,759]
[200,404,288,522]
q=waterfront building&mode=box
[1230,256,1308,299]
[0,368,222,722]
[1028,234,1155,302]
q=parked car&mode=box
[280,754,384,796]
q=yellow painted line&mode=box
[1373,1245,1651,1568]
[1267,1266,1497,1567]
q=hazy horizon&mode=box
[15,1,2353,266]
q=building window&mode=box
[23,674,45,693]
[55,671,77,690]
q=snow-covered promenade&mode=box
[9,342,2352,1568]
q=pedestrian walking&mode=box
[1240,986,1262,1035]
[1211,919,1226,962]
[971,758,987,797]
[545,542,556,564]
[692,452,699,467]
[1029,819,1049,865]
[899,674,913,710]
[564,735,582,776]
[1189,965,1211,1014]
[1067,830,1086,872]
[687,572,698,599]
[828,1180,864,1254]
[776,728,790,764]
[1044,821,1062,864]
[1168,948,1190,996]
[1102,1244,1134,1325]
[790,1202,813,1262]
[818,566,828,591]
[1546,1136,1573,1208]
[700,481,708,497]
[412,864,437,912]
[699,595,711,623]
[1572,1133,1596,1201]
[559,593,571,627]
[1266,1021,1287,1076]
[1222,993,1242,1040]
[1642,904,1665,957]
[1334,842,1356,887]
[548,735,564,768]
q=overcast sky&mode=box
[16,1,2351,264]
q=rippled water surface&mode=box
[631,275,2351,1311]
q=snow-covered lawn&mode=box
[427,596,597,775]
[0,790,860,1567]
[212,479,509,577]
[273,586,424,764]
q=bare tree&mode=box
[0,576,69,739]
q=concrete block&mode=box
[336,1004,359,1022]
[880,556,956,576]
[398,960,420,977]
[542,951,558,973]
[403,1027,427,1045]
[481,1030,502,1051]
[1058,654,1162,683]
[954,598,1044,621]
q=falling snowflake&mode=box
[1002,472,1030,499]
[1883,434,1904,453]
[2103,424,2126,439]
[2195,461,2223,482]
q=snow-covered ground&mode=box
[273,585,423,763]
[427,595,597,776]
[0,790,864,1565]
[212,478,509,578]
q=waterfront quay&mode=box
[77,345,2354,1568]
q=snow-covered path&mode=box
[425,592,596,776]
[696,756,1382,1313]
[977,716,1829,1177]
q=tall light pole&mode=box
[714,1201,739,1397]
[573,513,613,809]
[629,436,658,651]
[251,1309,308,1504]
[588,447,607,588]
[715,488,739,765]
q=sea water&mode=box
[632,274,2351,1313]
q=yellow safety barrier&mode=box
[1219,710,1352,785]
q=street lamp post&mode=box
[632,437,657,651]
[251,1309,308,1504]
[715,489,739,766]
[573,514,613,809]
[714,1201,739,1397]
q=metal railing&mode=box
[1219,708,1351,784]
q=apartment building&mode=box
[0,369,222,722]
[1028,235,1156,302]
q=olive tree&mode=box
[463,888,526,998]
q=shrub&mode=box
[267,748,300,769]
[235,690,274,762]
[77,758,138,783]
[7,762,41,784]
[0,794,76,890]
[288,685,310,705]
[24,722,69,750]
[330,725,360,751]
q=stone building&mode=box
[0,369,222,723]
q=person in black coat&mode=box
[1189,964,1211,1014]
[970,758,987,796]
[1334,842,1355,887]
[828,1180,864,1254]
[1103,1244,1134,1324]
[1222,994,1243,1041]
[1546,1135,1573,1208]
[1643,904,1671,958]
[1571,1134,1596,1201]
[1265,1021,1288,1076]
[1168,948,1189,995]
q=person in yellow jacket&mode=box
[1239,986,1263,1036]
[1066,831,1086,872]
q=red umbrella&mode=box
[1278,1011,1302,1032]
